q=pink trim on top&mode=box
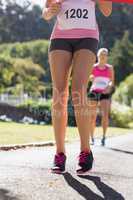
[51,22,99,40]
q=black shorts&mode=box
[88,91,111,101]
[49,38,98,55]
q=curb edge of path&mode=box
[0,141,55,151]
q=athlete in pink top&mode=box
[88,48,115,146]
[42,0,112,174]
[90,63,112,93]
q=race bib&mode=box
[57,0,97,30]
[91,77,110,90]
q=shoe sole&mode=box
[51,169,66,174]
[76,169,92,176]
[76,159,95,176]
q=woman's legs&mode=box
[71,49,96,152]
[49,50,72,154]
[100,99,111,140]
[88,100,98,143]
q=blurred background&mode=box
[0,0,133,145]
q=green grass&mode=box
[0,121,133,145]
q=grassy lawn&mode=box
[0,121,133,145]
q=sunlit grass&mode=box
[0,122,132,145]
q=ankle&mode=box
[81,148,91,153]
[56,150,66,155]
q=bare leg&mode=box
[49,50,72,153]
[71,49,96,152]
[100,99,111,145]
[89,100,98,143]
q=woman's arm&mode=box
[109,66,115,87]
[98,0,112,17]
[42,0,62,21]
[89,67,95,82]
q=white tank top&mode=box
[57,0,97,30]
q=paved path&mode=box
[0,133,133,200]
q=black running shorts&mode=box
[49,38,98,55]
[88,91,111,101]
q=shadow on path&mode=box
[0,189,20,200]
[63,173,125,200]
[107,147,133,155]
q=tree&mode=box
[109,31,133,84]
[0,0,53,43]
[97,4,133,49]
[0,55,45,96]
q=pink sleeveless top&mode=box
[51,0,99,40]
[90,64,112,93]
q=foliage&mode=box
[0,54,45,96]
[0,0,53,43]
[109,31,133,84]
[111,108,133,128]
[18,99,52,124]
[113,74,133,106]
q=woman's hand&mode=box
[102,85,112,94]
[97,0,112,17]
[89,74,94,82]
[42,1,62,21]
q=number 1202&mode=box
[64,9,89,19]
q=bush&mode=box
[18,98,77,126]
[18,100,52,124]
[111,102,133,128]
[0,40,50,96]
[113,74,133,106]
